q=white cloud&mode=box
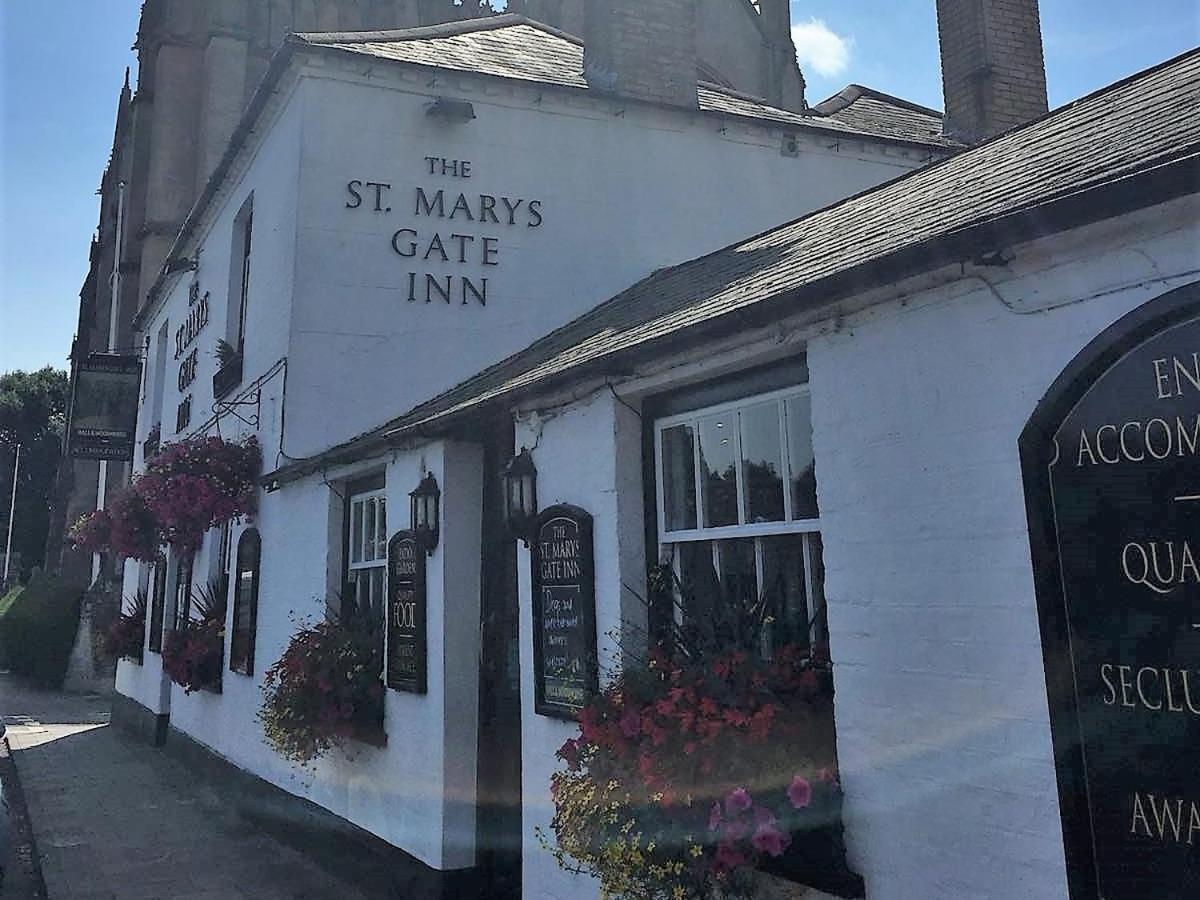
[791,18,853,78]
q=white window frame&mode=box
[654,384,819,543]
[653,384,825,646]
[346,487,388,614]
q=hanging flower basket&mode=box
[104,590,148,665]
[543,642,847,900]
[66,435,259,560]
[259,616,386,765]
[67,485,160,562]
[67,509,112,555]
[140,436,261,552]
[162,578,227,694]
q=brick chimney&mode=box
[584,0,698,108]
[935,0,1049,142]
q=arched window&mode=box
[148,554,167,653]
[229,528,261,675]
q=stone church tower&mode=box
[51,0,804,576]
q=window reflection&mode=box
[661,424,697,531]
[786,395,818,519]
[740,402,785,522]
[699,412,738,527]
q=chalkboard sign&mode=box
[387,531,427,694]
[1022,284,1199,900]
[532,505,598,719]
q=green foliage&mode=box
[0,367,69,576]
[0,572,85,686]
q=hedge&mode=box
[0,573,86,687]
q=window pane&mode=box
[377,498,388,557]
[740,402,785,523]
[807,533,828,647]
[351,500,364,564]
[698,412,738,527]
[761,533,809,652]
[661,424,697,531]
[364,499,377,562]
[716,539,757,607]
[786,395,819,519]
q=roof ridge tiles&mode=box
[293,13,582,47]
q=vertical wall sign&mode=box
[68,354,143,460]
[1021,282,1200,900]
[531,505,598,719]
[387,531,427,694]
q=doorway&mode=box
[475,421,523,898]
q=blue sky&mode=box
[1,1,1196,375]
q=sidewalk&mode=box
[0,675,369,900]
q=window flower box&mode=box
[212,352,243,400]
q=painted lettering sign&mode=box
[1022,286,1199,900]
[532,505,598,720]
[343,156,544,307]
[387,531,427,694]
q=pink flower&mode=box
[788,775,813,809]
[713,840,747,872]
[708,802,722,831]
[752,822,789,857]
[725,787,752,816]
[619,707,641,738]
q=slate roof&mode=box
[813,85,949,147]
[267,48,1200,486]
[296,16,959,149]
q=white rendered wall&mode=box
[804,200,1199,899]
[285,66,931,457]
[159,438,483,871]
[514,390,646,900]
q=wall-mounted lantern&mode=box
[410,472,441,554]
[503,448,538,547]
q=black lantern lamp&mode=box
[503,448,538,546]
[410,472,441,554]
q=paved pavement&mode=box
[0,675,369,900]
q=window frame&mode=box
[652,382,826,651]
[341,477,388,626]
[653,384,820,544]
[228,528,261,676]
[173,554,194,633]
[148,553,167,653]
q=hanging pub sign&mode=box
[531,504,598,719]
[386,531,427,694]
[67,354,143,460]
[1020,284,1199,900]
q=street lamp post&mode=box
[3,442,20,585]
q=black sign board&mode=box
[68,354,143,460]
[1021,284,1200,900]
[386,531,427,694]
[531,505,598,719]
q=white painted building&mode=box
[115,10,958,898]
[112,3,1198,899]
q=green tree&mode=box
[0,367,69,578]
